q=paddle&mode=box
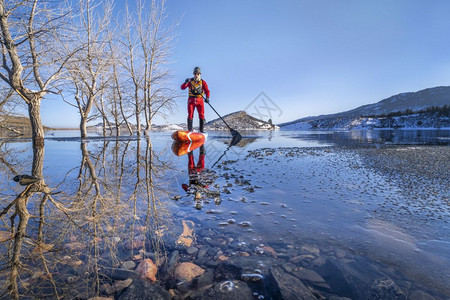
[205,100,242,146]
[191,82,242,145]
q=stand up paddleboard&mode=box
[171,130,207,143]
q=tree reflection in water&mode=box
[0,137,174,299]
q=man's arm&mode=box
[202,80,210,98]
[181,78,190,90]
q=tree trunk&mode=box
[144,98,151,135]
[9,138,47,299]
[147,103,152,132]
[144,97,150,135]
[80,115,88,139]
[102,118,107,136]
[27,97,45,149]
[120,100,133,135]
[135,108,141,136]
[32,144,45,178]
[10,194,30,300]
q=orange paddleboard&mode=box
[171,130,207,143]
[172,140,205,156]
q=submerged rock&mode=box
[302,245,320,256]
[293,268,327,284]
[290,254,315,264]
[198,280,253,300]
[100,279,133,295]
[239,221,252,227]
[117,278,170,300]
[369,278,406,300]
[65,241,86,251]
[205,237,226,247]
[205,190,221,197]
[222,188,231,194]
[195,268,215,288]
[219,280,236,292]
[136,259,158,282]
[316,259,365,299]
[218,255,229,261]
[176,220,195,247]
[121,261,136,270]
[113,278,133,293]
[186,246,199,255]
[99,283,114,295]
[165,250,180,277]
[174,262,205,282]
[100,267,139,281]
[409,290,436,300]
[125,240,145,250]
[270,266,317,300]
[241,273,264,282]
[263,245,278,257]
[197,246,209,259]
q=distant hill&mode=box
[151,123,185,131]
[205,111,279,130]
[0,114,53,137]
[280,86,450,130]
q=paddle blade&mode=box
[230,129,242,146]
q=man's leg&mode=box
[197,98,206,133]
[187,100,195,131]
[199,119,205,133]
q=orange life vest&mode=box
[189,80,204,98]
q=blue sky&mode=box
[41,0,450,127]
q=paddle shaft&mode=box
[206,101,234,131]
[192,84,241,139]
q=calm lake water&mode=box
[0,129,449,299]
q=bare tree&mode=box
[121,6,144,136]
[0,0,72,148]
[137,0,177,134]
[103,38,134,136]
[119,0,177,136]
[62,0,113,138]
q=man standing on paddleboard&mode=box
[181,67,210,133]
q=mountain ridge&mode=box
[205,110,278,130]
[280,86,450,129]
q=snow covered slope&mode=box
[281,86,450,130]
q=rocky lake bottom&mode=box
[0,129,449,299]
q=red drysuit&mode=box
[181,79,210,119]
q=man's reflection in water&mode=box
[181,145,220,209]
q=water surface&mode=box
[0,129,448,299]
